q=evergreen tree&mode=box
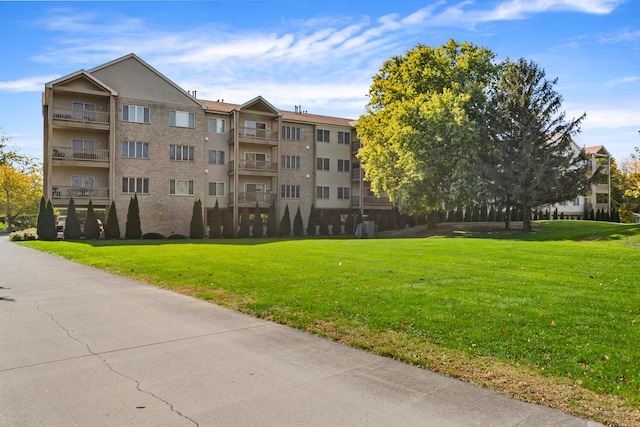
[46,199,57,239]
[279,204,291,236]
[331,211,343,235]
[293,206,304,236]
[64,198,82,239]
[189,199,205,239]
[252,204,264,237]
[37,197,56,240]
[344,210,355,234]
[125,194,142,239]
[209,199,222,238]
[104,201,120,239]
[238,207,251,238]
[553,207,558,220]
[266,201,278,237]
[319,209,329,235]
[36,196,46,238]
[84,200,100,239]
[306,204,316,236]
[223,208,234,238]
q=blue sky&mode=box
[0,0,638,163]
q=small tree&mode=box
[377,210,388,232]
[344,211,355,235]
[37,197,56,240]
[306,204,316,236]
[189,199,205,239]
[84,200,100,239]
[252,204,264,237]
[266,201,278,237]
[46,199,56,238]
[64,198,82,239]
[279,204,291,236]
[223,208,234,238]
[238,207,251,238]
[293,206,304,236]
[331,211,343,235]
[319,209,329,235]
[125,194,142,239]
[209,199,222,238]
[104,201,121,239]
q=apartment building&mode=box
[42,54,392,236]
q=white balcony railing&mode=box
[52,186,109,200]
[53,108,109,125]
[52,146,109,162]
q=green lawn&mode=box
[21,221,640,425]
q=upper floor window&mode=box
[170,144,195,162]
[317,186,330,199]
[208,118,226,133]
[281,184,301,199]
[123,105,150,123]
[208,150,225,165]
[73,102,95,120]
[338,131,351,144]
[337,187,350,200]
[337,159,350,172]
[282,155,301,170]
[282,126,301,140]
[316,157,330,171]
[316,129,330,143]
[170,179,194,196]
[209,182,225,197]
[170,110,195,128]
[122,177,149,194]
[122,141,149,159]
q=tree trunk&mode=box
[522,205,532,232]
[426,211,437,229]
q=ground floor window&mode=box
[170,179,194,195]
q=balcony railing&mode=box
[52,146,109,162]
[351,169,361,180]
[229,192,276,205]
[351,141,361,153]
[228,160,278,174]
[594,183,609,193]
[53,108,109,125]
[351,195,392,208]
[230,127,278,145]
[52,186,109,200]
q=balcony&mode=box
[52,146,109,164]
[351,195,392,208]
[351,141,361,153]
[352,169,361,180]
[228,160,278,175]
[52,186,109,203]
[53,108,110,129]
[229,192,276,208]
[594,183,609,193]
[230,127,278,146]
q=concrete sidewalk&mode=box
[0,236,602,426]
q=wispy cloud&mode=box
[0,75,59,92]
[605,76,640,87]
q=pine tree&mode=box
[238,207,251,238]
[331,211,342,235]
[84,200,100,239]
[319,209,329,235]
[266,201,278,237]
[223,208,234,238]
[104,201,121,239]
[189,199,204,239]
[209,199,222,238]
[37,197,56,240]
[306,204,316,236]
[125,194,142,239]
[252,204,264,237]
[344,210,355,234]
[293,206,304,236]
[64,198,82,239]
[279,204,291,236]
[46,199,57,239]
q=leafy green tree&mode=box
[104,201,121,239]
[612,148,640,223]
[319,209,329,235]
[293,206,304,236]
[266,201,278,237]
[306,204,316,236]
[480,59,589,231]
[279,204,291,236]
[125,194,142,239]
[189,199,204,239]
[356,40,498,226]
[209,199,222,238]
[238,207,251,238]
[63,198,82,239]
[252,203,264,238]
[223,208,234,238]
[84,200,100,239]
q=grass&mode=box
[20,221,640,426]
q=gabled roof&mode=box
[239,96,281,115]
[584,145,610,156]
[45,70,118,96]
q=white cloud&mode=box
[0,75,58,92]
[605,76,640,87]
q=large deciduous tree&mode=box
[356,40,498,225]
[480,58,589,231]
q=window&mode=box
[245,152,266,163]
[209,182,225,197]
[316,129,330,143]
[122,177,149,194]
[316,157,330,171]
[337,187,350,200]
[72,139,95,156]
[72,102,95,120]
[337,159,350,172]
[170,179,194,195]
[208,150,225,165]
[245,183,267,193]
[170,145,195,162]
[317,186,330,199]
[170,111,195,128]
[338,131,351,144]
[281,184,300,199]
[573,197,580,206]
[123,105,150,123]
[208,118,226,133]
[245,121,266,137]
[282,126,301,140]
[122,141,149,159]
[72,175,94,187]
[281,155,301,170]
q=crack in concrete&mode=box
[36,303,199,426]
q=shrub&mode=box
[223,208,234,238]
[189,199,205,239]
[84,201,101,239]
[344,211,355,235]
[125,194,142,239]
[143,232,164,239]
[331,211,342,235]
[266,201,277,237]
[167,234,187,239]
[9,228,37,241]
[252,204,264,238]
[104,201,121,239]
[279,204,291,237]
[209,199,222,238]
[64,198,82,240]
[37,197,57,240]
[319,210,329,235]
[293,206,303,236]
[306,205,316,236]
[238,207,251,238]
[377,211,388,232]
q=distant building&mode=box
[42,54,392,236]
